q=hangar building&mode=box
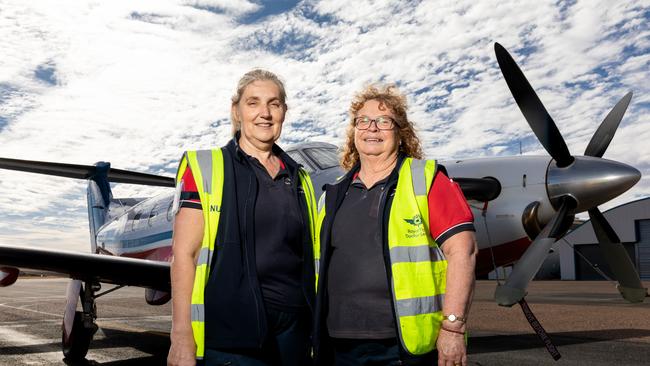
[559,197,650,281]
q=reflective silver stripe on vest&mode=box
[191,303,205,322]
[314,259,320,275]
[390,245,445,264]
[410,159,427,196]
[396,294,444,317]
[196,247,210,266]
[317,192,326,213]
[196,150,213,194]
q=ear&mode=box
[231,104,240,123]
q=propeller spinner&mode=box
[493,43,646,306]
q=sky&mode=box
[0,0,648,252]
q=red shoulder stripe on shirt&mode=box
[427,171,475,245]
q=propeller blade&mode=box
[494,43,574,167]
[588,208,647,302]
[584,92,633,157]
[495,197,574,306]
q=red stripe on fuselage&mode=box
[475,237,531,276]
[100,246,173,263]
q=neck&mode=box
[358,152,398,187]
[238,135,281,178]
[238,135,275,162]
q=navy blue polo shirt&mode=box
[179,154,306,312]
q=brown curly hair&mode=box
[340,84,423,170]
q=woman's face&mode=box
[354,99,400,160]
[233,80,286,147]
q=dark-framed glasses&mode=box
[354,115,396,130]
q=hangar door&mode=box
[638,219,650,280]
[574,243,637,280]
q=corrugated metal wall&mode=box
[637,219,650,280]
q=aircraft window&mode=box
[148,206,158,227]
[286,150,314,173]
[304,148,339,170]
[166,200,174,222]
[132,213,142,231]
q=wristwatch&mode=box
[443,314,466,323]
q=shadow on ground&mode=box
[468,328,650,354]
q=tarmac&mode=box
[0,278,648,365]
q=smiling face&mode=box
[232,80,286,149]
[354,99,400,160]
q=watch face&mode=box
[448,314,457,322]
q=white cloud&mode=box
[0,0,648,251]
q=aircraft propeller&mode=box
[583,92,633,158]
[493,43,646,306]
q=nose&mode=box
[259,104,271,119]
[367,120,380,131]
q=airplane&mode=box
[0,43,646,361]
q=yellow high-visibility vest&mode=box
[175,149,318,359]
[315,158,446,355]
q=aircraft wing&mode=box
[0,244,170,291]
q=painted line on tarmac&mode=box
[0,325,63,364]
[0,296,65,302]
[0,303,60,317]
[97,319,170,335]
[98,315,171,321]
[0,319,59,326]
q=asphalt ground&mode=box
[0,278,648,365]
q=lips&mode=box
[364,138,383,143]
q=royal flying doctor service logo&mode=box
[403,214,426,239]
[404,214,423,226]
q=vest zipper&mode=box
[295,175,314,310]
[380,181,404,348]
[242,173,263,347]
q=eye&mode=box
[247,101,258,106]
[378,116,394,127]
[355,116,369,126]
[270,102,281,108]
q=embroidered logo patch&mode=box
[404,214,423,226]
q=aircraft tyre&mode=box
[62,311,96,360]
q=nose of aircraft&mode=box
[546,156,641,213]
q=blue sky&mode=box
[0,0,648,251]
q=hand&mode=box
[167,329,197,366]
[436,327,466,366]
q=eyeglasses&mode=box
[354,116,397,130]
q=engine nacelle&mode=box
[0,267,19,287]
[145,288,171,305]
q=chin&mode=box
[255,134,279,144]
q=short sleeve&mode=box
[427,170,475,245]
[179,165,201,210]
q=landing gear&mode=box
[62,280,99,361]
[62,311,96,360]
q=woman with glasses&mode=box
[313,84,477,366]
